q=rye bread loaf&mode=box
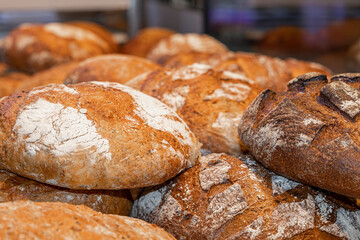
[0,201,176,240]
[0,82,200,189]
[0,72,29,98]
[131,153,360,240]
[146,33,229,64]
[139,63,263,155]
[238,72,360,199]
[0,169,132,215]
[17,62,79,91]
[64,54,161,85]
[123,27,176,58]
[3,22,116,73]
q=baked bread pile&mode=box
[1,23,360,239]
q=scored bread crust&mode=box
[132,153,360,240]
[0,82,200,190]
[0,169,132,215]
[3,23,116,73]
[238,72,360,199]
[146,33,229,64]
[64,54,161,85]
[139,63,263,155]
[0,201,176,240]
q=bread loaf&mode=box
[123,27,175,58]
[0,169,132,215]
[0,72,29,98]
[17,62,79,91]
[132,153,360,240]
[139,63,263,155]
[0,201,176,240]
[64,54,161,85]
[238,72,360,199]
[3,22,117,73]
[146,33,229,64]
[0,82,200,189]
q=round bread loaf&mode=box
[17,62,79,91]
[64,54,161,85]
[0,72,29,98]
[123,27,176,58]
[0,82,200,189]
[3,22,116,73]
[132,153,360,240]
[139,63,263,155]
[146,33,229,63]
[0,169,132,215]
[238,72,360,199]
[0,201,176,240]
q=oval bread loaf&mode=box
[0,82,200,189]
[3,22,116,73]
[64,54,161,85]
[238,72,360,199]
[0,169,132,215]
[132,153,360,240]
[139,63,263,155]
[0,201,176,240]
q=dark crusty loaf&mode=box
[64,54,161,85]
[0,169,132,215]
[132,153,360,240]
[3,22,117,73]
[139,63,263,155]
[146,33,229,64]
[0,82,200,189]
[238,72,360,199]
[0,201,176,240]
[123,27,176,58]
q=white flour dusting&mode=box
[271,175,300,196]
[204,82,251,102]
[161,86,190,110]
[212,112,242,151]
[29,84,78,96]
[15,35,36,51]
[13,98,111,165]
[228,217,264,240]
[170,63,211,81]
[199,155,231,191]
[221,71,255,84]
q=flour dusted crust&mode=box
[139,63,263,155]
[146,33,229,63]
[239,72,360,199]
[0,72,29,98]
[132,153,360,240]
[0,82,200,189]
[0,201,176,240]
[17,62,79,91]
[64,54,161,85]
[123,27,176,58]
[0,170,132,215]
[3,22,116,73]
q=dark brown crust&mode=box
[238,72,360,199]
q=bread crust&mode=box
[0,201,176,239]
[3,22,116,73]
[64,54,161,85]
[0,72,29,98]
[0,169,132,215]
[132,153,360,240]
[0,82,200,189]
[239,72,360,199]
[140,63,263,155]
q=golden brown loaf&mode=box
[139,63,263,155]
[17,62,79,91]
[238,72,360,199]
[64,54,161,85]
[0,201,176,240]
[0,169,132,215]
[123,27,176,58]
[0,82,200,190]
[3,22,117,73]
[0,72,29,98]
[284,58,332,79]
[146,33,229,64]
[132,153,360,240]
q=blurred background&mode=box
[1,0,360,73]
